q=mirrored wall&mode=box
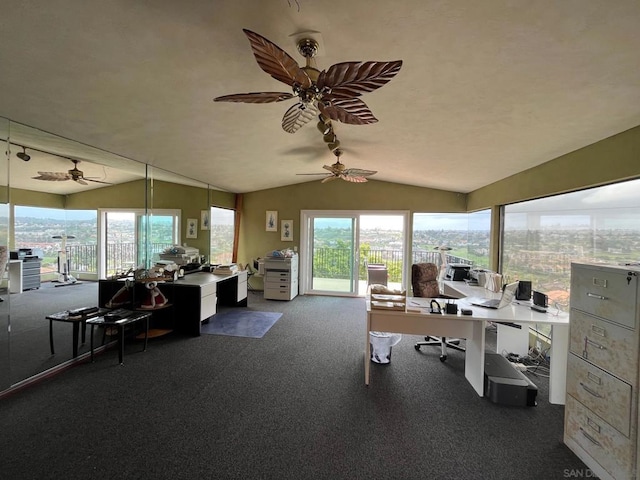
[1,117,213,391]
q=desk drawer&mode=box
[265,270,291,282]
[201,282,216,298]
[569,309,637,382]
[571,264,638,329]
[265,288,293,300]
[22,262,41,273]
[564,395,633,479]
[237,278,247,302]
[200,294,217,321]
[567,353,631,436]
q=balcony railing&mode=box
[314,248,474,282]
[60,242,173,276]
[38,244,473,281]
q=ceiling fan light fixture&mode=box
[17,146,30,162]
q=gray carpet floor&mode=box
[7,281,101,383]
[0,291,589,480]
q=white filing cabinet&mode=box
[264,254,298,300]
[564,262,640,480]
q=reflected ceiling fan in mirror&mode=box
[297,148,376,183]
[33,159,111,186]
[214,29,403,133]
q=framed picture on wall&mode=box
[201,210,210,230]
[281,220,293,241]
[266,211,278,232]
[186,218,198,239]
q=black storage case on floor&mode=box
[484,353,538,407]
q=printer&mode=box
[444,263,471,281]
[159,245,200,266]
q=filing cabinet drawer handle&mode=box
[585,338,606,350]
[586,292,607,300]
[586,417,601,434]
[580,382,603,398]
[592,278,607,288]
[579,427,602,447]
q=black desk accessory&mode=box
[516,281,532,300]
[461,308,473,315]
[104,308,133,321]
[429,299,442,314]
[67,306,99,317]
[445,301,458,314]
[532,291,548,313]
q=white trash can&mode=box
[369,331,402,364]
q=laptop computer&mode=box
[471,282,519,309]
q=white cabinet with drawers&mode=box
[264,254,298,301]
[564,262,640,480]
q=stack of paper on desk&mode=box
[213,264,238,275]
[370,294,406,310]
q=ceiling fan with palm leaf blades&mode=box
[214,29,403,133]
[297,148,376,183]
[32,159,111,186]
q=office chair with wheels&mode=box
[411,262,465,362]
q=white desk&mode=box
[442,280,533,357]
[365,294,569,405]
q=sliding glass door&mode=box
[309,215,357,295]
[301,211,409,296]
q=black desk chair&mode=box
[412,262,465,362]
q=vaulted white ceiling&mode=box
[1,0,639,194]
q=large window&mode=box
[14,206,97,277]
[412,210,491,269]
[209,207,235,264]
[502,178,640,315]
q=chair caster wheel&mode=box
[440,355,447,362]
[424,336,431,341]
[414,344,421,351]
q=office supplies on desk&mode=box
[67,306,99,318]
[104,308,133,321]
[444,263,471,281]
[471,282,518,309]
[532,291,548,312]
[445,301,458,314]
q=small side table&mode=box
[87,311,151,365]
[46,308,109,358]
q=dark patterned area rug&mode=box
[200,310,282,338]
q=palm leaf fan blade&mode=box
[242,29,311,88]
[214,92,294,103]
[33,172,71,181]
[344,168,377,176]
[318,98,378,125]
[317,60,403,98]
[282,102,318,133]
[321,175,339,183]
[341,175,369,183]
